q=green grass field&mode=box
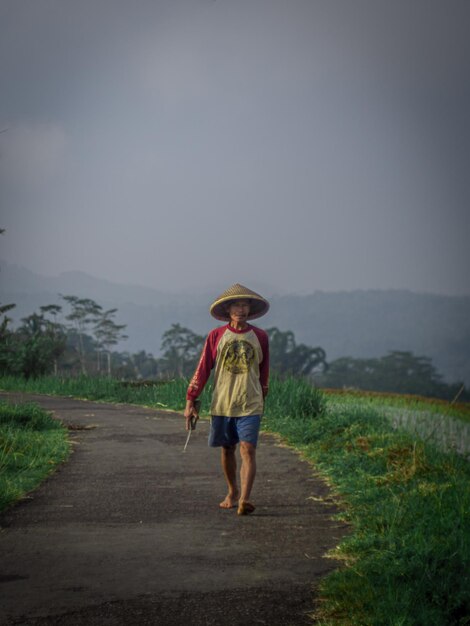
[1,374,469,625]
[0,400,70,511]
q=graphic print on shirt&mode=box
[220,339,255,374]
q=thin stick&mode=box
[450,384,464,406]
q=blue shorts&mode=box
[209,415,262,448]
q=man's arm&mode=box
[184,329,220,428]
[186,334,216,400]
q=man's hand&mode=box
[184,399,200,431]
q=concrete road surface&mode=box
[0,393,347,625]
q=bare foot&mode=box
[237,500,255,516]
[219,492,239,509]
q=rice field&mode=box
[323,389,470,461]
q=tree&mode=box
[0,232,19,374]
[267,327,296,373]
[0,302,17,374]
[377,351,444,396]
[0,292,136,379]
[61,330,96,375]
[316,350,466,399]
[12,310,67,378]
[61,295,102,374]
[115,350,159,380]
[266,327,328,378]
[130,350,159,379]
[40,304,65,375]
[94,309,128,376]
[160,324,205,377]
[0,302,16,340]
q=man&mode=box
[184,283,270,516]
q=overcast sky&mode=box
[1,0,469,296]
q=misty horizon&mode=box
[3,258,470,300]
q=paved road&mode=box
[0,393,347,626]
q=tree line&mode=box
[314,352,468,401]
[0,296,468,401]
[0,295,329,382]
[0,296,128,379]
[157,324,468,401]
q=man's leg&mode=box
[220,445,239,508]
[209,417,239,508]
[239,441,256,510]
[236,415,261,515]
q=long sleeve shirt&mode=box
[186,323,269,417]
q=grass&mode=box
[1,374,469,624]
[0,401,70,511]
[0,374,210,413]
[263,400,470,625]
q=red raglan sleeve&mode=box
[186,328,220,401]
[253,327,270,398]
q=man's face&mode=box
[227,299,251,323]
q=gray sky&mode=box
[1,0,469,295]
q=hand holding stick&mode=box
[184,399,200,431]
[183,400,201,452]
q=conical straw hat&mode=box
[210,283,270,321]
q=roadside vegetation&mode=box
[263,389,470,625]
[0,400,70,511]
[0,374,469,624]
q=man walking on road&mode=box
[184,284,270,516]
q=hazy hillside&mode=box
[2,261,469,385]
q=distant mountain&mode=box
[0,262,177,307]
[1,261,469,385]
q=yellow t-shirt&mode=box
[187,324,269,417]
